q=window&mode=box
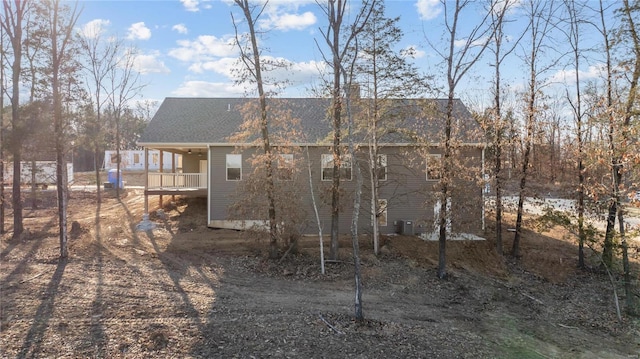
[376,154,387,181]
[277,154,294,181]
[377,199,388,227]
[133,153,140,164]
[321,153,352,181]
[426,154,442,180]
[226,154,242,181]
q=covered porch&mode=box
[146,172,207,196]
[142,146,209,209]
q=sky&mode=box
[73,0,619,111]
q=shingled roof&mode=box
[138,97,481,146]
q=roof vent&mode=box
[227,103,231,112]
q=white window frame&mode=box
[376,154,387,181]
[321,153,352,181]
[426,154,442,181]
[226,154,242,181]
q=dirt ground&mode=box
[1,184,640,358]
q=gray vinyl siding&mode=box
[207,145,483,236]
[209,147,238,222]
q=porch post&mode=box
[171,152,176,202]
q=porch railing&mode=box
[148,173,206,189]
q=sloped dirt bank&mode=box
[1,192,639,358]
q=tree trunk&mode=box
[234,0,279,258]
[94,146,101,203]
[10,18,24,239]
[619,0,639,315]
[305,146,325,275]
[327,0,345,262]
[351,153,364,321]
[12,155,22,237]
[56,148,68,258]
[30,160,37,209]
[495,143,503,256]
[0,27,4,235]
[115,119,121,199]
[438,93,454,279]
[329,88,342,261]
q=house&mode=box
[138,97,485,236]
[103,150,180,171]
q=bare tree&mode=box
[40,0,81,258]
[1,0,29,239]
[613,0,640,314]
[318,0,374,320]
[317,0,347,261]
[105,44,143,199]
[562,0,588,268]
[232,0,280,258]
[590,0,618,269]
[78,23,122,203]
[0,19,6,234]
[512,0,560,257]
[315,0,369,261]
[484,0,523,256]
[427,0,499,278]
[354,0,428,255]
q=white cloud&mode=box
[181,0,212,12]
[127,22,152,40]
[259,11,317,31]
[79,19,110,39]
[133,51,170,74]
[169,35,237,62]
[188,57,238,77]
[172,81,245,97]
[231,1,317,31]
[270,58,325,87]
[550,64,604,84]
[454,36,489,48]
[416,0,442,21]
[172,24,188,34]
[181,0,200,12]
[183,54,325,95]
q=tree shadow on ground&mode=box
[15,258,67,359]
[1,215,57,287]
[121,195,222,341]
[87,201,107,357]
